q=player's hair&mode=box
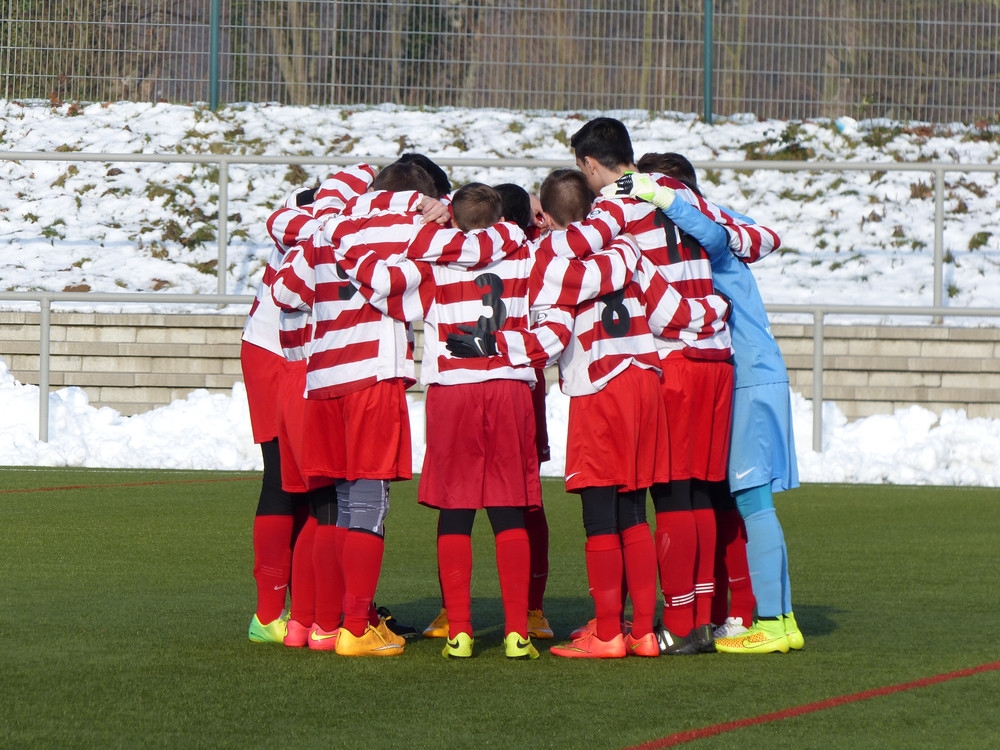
[569,117,634,172]
[637,152,702,196]
[396,153,452,198]
[450,182,503,231]
[493,183,532,231]
[539,169,595,228]
[370,162,437,196]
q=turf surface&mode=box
[2,468,998,749]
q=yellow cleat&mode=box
[442,632,474,658]
[527,609,554,640]
[248,614,286,644]
[423,608,449,638]
[334,624,404,657]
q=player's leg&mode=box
[248,438,298,643]
[650,480,699,655]
[617,488,659,657]
[550,486,627,659]
[437,508,476,658]
[525,504,552,639]
[306,481,345,650]
[715,483,792,654]
[486,506,537,659]
[691,478,718,650]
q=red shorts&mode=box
[241,340,283,444]
[339,378,412,482]
[276,360,342,493]
[658,356,734,481]
[565,365,671,493]
[419,380,542,510]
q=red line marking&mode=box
[0,476,256,494]
[626,661,1000,749]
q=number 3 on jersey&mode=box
[474,272,507,332]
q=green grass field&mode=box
[2,468,999,749]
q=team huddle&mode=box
[240,116,803,659]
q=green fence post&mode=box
[703,0,714,123]
[209,0,220,110]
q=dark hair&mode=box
[451,182,503,231]
[569,117,634,172]
[539,169,595,228]
[493,183,532,231]
[396,153,452,198]
[637,152,702,196]
[370,162,437,196]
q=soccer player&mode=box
[543,117,744,654]
[627,153,803,653]
[450,169,666,658]
[331,182,543,659]
[243,164,379,646]
[269,161,445,656]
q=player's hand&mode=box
[627,172,677,209]
[445,325,497,358]
[417,196,451,225]
[599,172,636,198]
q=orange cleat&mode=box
[550,632,627,659]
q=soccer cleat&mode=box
[784,612,805,651]
[569,618,631,640]
[715,618,790,654]
[375,618,407,648]
[527,609,554,640]
[713,616,749,639]
[248,614,287,644]
[654,623,700,655]
[284,619,311,648]
[335,624,404,657]
[624,632,659,657]
[307,625,340,651]
[376,604,418,639]
[504,632,540,660]
[441,632,475,658]
[550,633,626,659]
[693,623,716,653]
[424,608,449,639]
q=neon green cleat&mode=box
[442,632,474,658]
[715,618,790,654]
[248,614,287,644]
[784,612,805,650]
[504,632,539,660]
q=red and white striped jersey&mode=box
[242,165,377,359]
[270,189,439,398]
[496,234,660,396]
[332,219,534,386]
[541,175,734,360]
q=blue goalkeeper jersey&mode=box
[663,198,788,389]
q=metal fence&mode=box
[3,1,998,123]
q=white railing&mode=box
[3,291,1000,451]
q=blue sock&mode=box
[734,485,792,619]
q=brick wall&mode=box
[2,312,999,419]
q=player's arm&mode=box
[331,231,432,323]
[311,163,377,216]
[532,234,639,309]
[447,304,574,370]
[404,221,527,267]
[635,255,730,339]
[270,235,320,313]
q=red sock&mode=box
[495,528,530,637]
[525,505,549,612]
[340,530,384,637]
[620,524,657,639]
[438,533,473,638]
[692,507,717,627]
[717,509,756,624]
[585,534,624,642]
[287,515,317,627]
[312,524,345,631]
[654,510,696,636]
[253,514,294,623]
